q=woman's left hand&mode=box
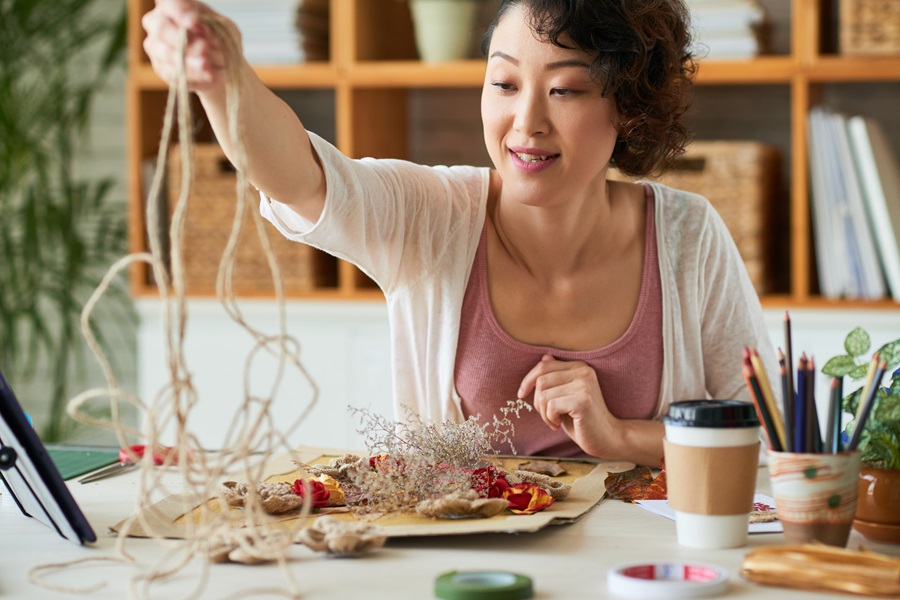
[517,354,620,458]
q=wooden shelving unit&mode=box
[126,0,900,308]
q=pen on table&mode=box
[783,312,796,453]
[825,376,843,454]
[777,348,793,452]
[743,354,782,452]
[795,354,807,453]
[847,358,887,451]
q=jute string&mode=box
[30,13,318,599]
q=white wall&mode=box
[136,299,392,451]
[137,300,900,451]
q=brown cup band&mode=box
[664,440,760,516]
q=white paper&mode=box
[635,493,783,534]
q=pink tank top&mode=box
[454,185,663,457]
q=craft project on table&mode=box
[113,446,632,540]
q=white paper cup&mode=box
[663,400,761,549]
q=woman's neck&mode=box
[488,176,636,281]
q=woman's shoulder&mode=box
[645,182,718,228]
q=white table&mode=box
[1,466,897,599]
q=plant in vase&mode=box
[822,327,900,543]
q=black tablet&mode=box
[0,368,96,544]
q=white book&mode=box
[829,111,886,299]
[690,4,765,32]
[808,108,842,298]
[848,116,900,301]
[694,32,759,59]
[818,108,864,298]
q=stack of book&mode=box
[206,0,306,65]
[808,107,900,301]
[686,0,769,59]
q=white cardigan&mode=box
[261,132,779,426]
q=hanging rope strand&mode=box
[41,13,318,599]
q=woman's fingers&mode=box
[154,0,201,29]
[143,1,230,90]
[517,354,559,399]
[533,376,591,428]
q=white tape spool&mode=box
[607,562,728,598]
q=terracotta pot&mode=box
[853,464,900,543]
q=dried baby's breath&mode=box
[345,400,531,514]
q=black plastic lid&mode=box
[662,400,760,428]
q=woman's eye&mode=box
[491,82,515,92]
[550,88,579,96]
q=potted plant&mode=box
[822,327,900,543]
[0,0,133,442]
[407,0,483,62]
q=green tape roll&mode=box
[434,570,533,600]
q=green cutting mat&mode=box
[47,446,120,480]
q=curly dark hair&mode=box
[482,0,697,178]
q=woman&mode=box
[142,0,777,466]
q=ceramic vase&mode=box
[408,0,480,63]
[767,450,861,547]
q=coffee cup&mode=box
[663,400,761,549]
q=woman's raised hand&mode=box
[518,354,621,458]
[141,0,240,92]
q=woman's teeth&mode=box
[515,152,551,162]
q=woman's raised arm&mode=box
[142,0,326,222]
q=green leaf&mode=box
[876,339,900,372]
[822,355,857,377]
[842,387,863,416]
[845,327,871,358]
[872,391,900,429]
[850,363,870,381]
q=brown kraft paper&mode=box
[663,440,759,516]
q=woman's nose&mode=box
[513,90,549,136]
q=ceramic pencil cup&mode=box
[767,450,861,547]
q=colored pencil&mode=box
[795,355,808,453]
[825,376,842,454]
[848,359,887,451]
[856,353,880,421]
[749,349,786,450]
[777,348,794,452]
[783,312,796,451]
[806,356,823,453]
[743,357,782,452]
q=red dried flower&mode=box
[291,479,331,509]
[503,482,554,515]
[471,466,511,499]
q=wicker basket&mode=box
[166,144,335,295]
[840,0,900,56]
[610,141,781,294]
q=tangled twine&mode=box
[32,12,325,599]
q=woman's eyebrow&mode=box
[489,50,589,71]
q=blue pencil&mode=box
[795,355,807,453]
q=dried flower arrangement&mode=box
[221,401,573,522]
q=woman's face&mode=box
[482,5,619,207]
